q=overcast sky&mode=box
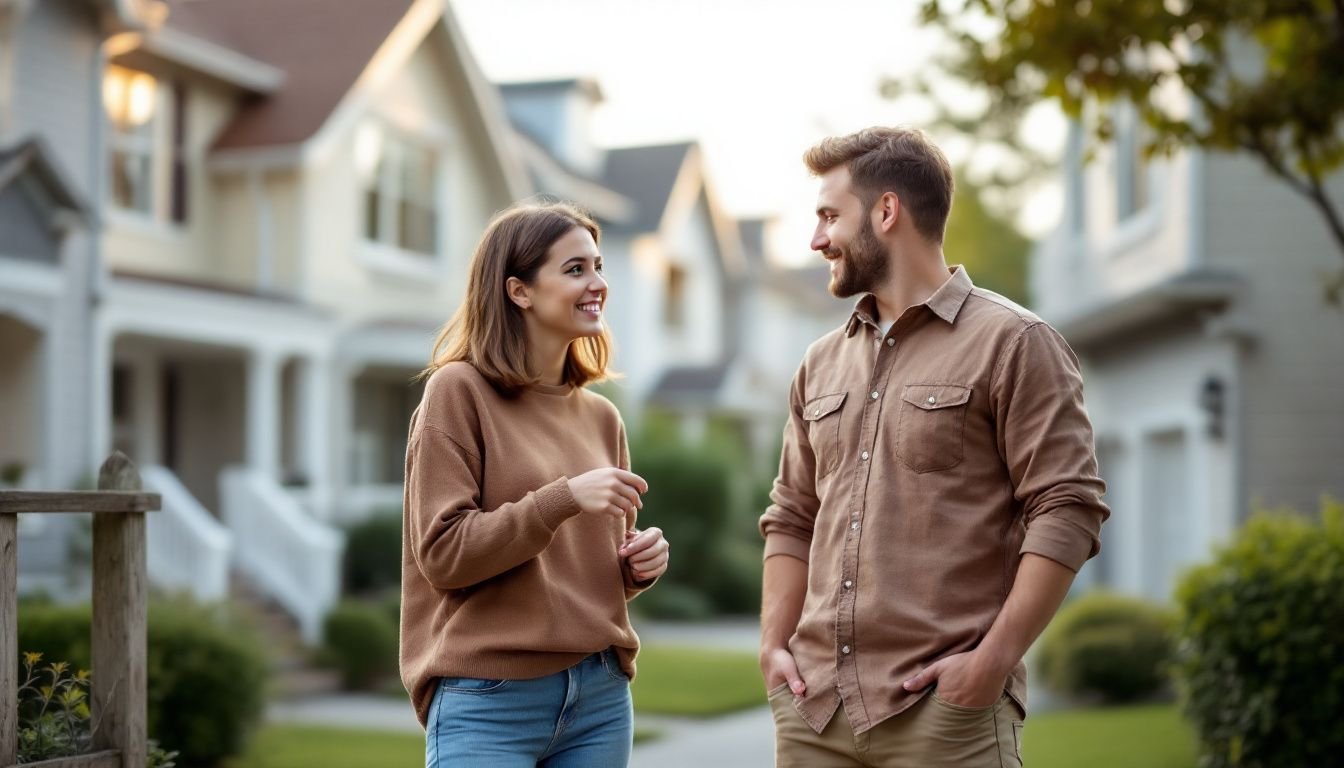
[451,0,1064,263]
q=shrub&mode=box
[1173,498,1344,768]
[320,600,399,690]
[1036,590,1174,704]
[342,512,402,596]
[17,597,268,767]
[629,581,715,621]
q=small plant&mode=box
[0,460,25,486]
[15,651,180,767]
[16,652,92,762]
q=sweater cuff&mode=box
[535,477,582,531]
[1019,512,1099,573]
[763,532,810,564]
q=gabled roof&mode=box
[162,0,414,150]
[601,142,694,234]
[0,137,93,227]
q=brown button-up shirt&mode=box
[760,266,1109,734]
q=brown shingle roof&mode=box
[165,0,415,150]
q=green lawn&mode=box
[631,645,766,717]
[221,725,423,768]
[1024,704,1197,768]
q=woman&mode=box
[400,202,670,767]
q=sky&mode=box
[451,0,1066,265]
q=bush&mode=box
[1036,590,1174,704]
[320,600,399,690]
[1173,498,1344,768]
[342,512,402,596]
[17,597,268,767]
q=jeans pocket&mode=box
[439,676,509,694]
[600,649,630,683]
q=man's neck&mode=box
[870,244,951,326]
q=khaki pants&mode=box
[769,685,1025,768]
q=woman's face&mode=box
[518,226,608,344]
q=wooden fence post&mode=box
[1,511,16,766]
[90,453,147,768]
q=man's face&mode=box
[812,166,890,298]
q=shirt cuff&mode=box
[1019,512,1100,573]
[763,532,811,564]
[534,477,582,531]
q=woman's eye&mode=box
[595,262,604,273]
[568,265,583,275]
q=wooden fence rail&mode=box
[1,453,160,768]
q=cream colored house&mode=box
[84,0,526,639]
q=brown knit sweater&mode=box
[398,362,651,726]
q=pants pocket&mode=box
[438,676,509,694]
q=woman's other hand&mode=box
[620,527,669,582]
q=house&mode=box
[1032,99,1344,603]
[1,0,166,594]
[9,0,529,640]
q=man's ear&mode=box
[506,276,531,310]
[875,191,901,234]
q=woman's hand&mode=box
[620,527,669,582]
[567,468,647,520]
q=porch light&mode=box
[1199,375,1225,440]
[103,65,157,129]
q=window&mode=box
[1115,103,1150,221]
[664,262,686,329]
[103,65,160,215]
[362,128,439,256]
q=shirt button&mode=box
[926,395,936,405]
[886,338,895,347]
[870,390,880,400]
[850,521,859,530]
[843,580,853,589]
[841,645,851,655]
[813,409,821,417]
[860,451,870,461]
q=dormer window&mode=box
[103,65,158,215]
[358,123,439,256]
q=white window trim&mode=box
[358,124,448,278]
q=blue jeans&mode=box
[425,649,633,767]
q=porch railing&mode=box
[219,467,343,644]
[1,452,160,768]
[141,465,233,602]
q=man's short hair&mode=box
[804,127,954,243]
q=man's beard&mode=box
[828,221,889,298]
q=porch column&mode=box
[297,356,332,518]
[245,348,281,479]
[129,352,161,466]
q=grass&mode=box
[221,725,423,768]
[631,645,766,717]
[1024,704,1197,768]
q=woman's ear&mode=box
[506,276,531,310]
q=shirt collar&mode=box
[844,266,975,337]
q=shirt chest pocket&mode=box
[803,392,847,479]
[896,384,972,473]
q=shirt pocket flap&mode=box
[803,392,847,421]
[901,384,971,411]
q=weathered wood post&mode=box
[0,451,158,768]
[91,453,147,768]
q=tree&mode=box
[946,171,1033,306]
[916,0,1344,302]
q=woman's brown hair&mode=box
[418,201,614,395]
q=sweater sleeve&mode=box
[406,418,582,591]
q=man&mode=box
[759,127,1109,767]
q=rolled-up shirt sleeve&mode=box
[760,363,822,563]
[991,322,1110,572]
